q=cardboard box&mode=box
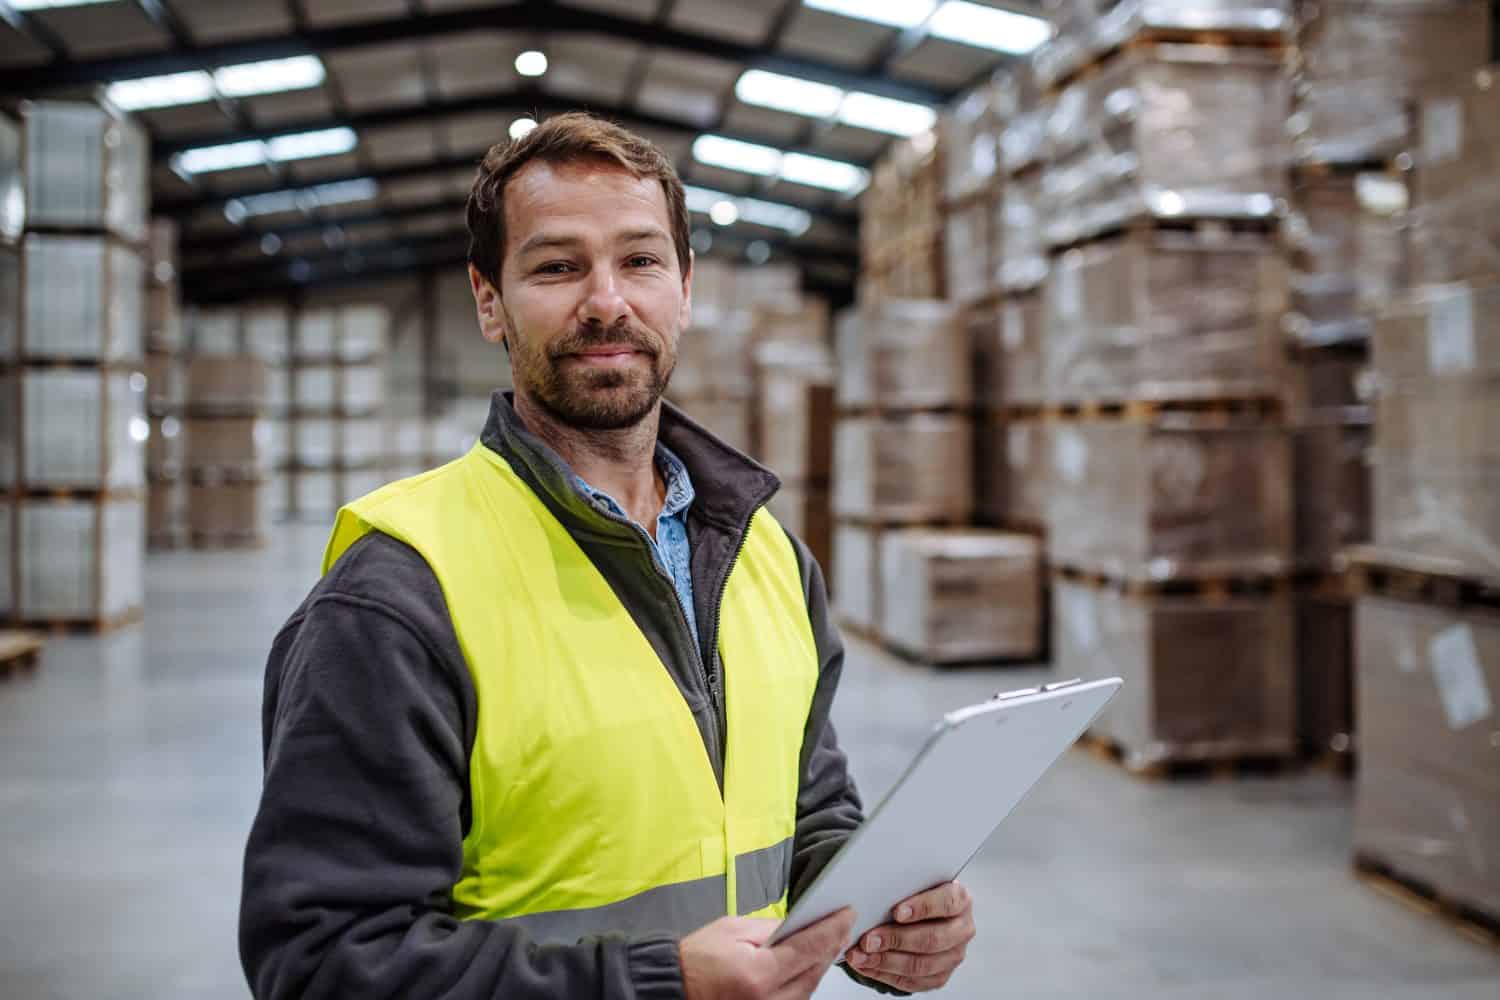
[11,368,146,491]
[147,414,184,482]
[1371,451,1500,580]
[880,529,1042,663]
[1293,415,1370,570]
[976,413,1049,529]
[292,363,383,414]
[835,299,971,411]
[997,169,1048,292]
[1043,227,1287,404]
[243,305,292,365]
[833,415,974,524]
[16,496,143,621]
[147,479,185,545]
[23,101,148,243]
[676,396,754,457]
[943,197,996,306]
[1375,383,1500,462]
[1354,595,1500,919]
[185,417,271,475]
[189,481,273,541]
[187,357,268,414]
[1371,280,1500,383]
[1046,417,1293,579]
[754,346,834,484]
[672,308,755,400]
[20,234,143,362]
[145,284,183,355]
[145,354,184,414]
[940,80,1003,203]
[833,522,879,632]
[1053,577,1297,763]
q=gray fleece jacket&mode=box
[239,392,890,999]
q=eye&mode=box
[535,261,574,275]
[627,255,660,268]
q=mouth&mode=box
[562,346,650,368]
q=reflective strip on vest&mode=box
[323,445,819,938]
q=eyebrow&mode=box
[515,227,671,257]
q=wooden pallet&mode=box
[839,622,1041,670]
[1291,157,1405,179]
[17,607,143,635]
[188,465,271,487]
[1354,854,1500,951]
[1048,26,1289,95]
[1077,732,1300,780]
[13,486,147,502]
[1042,396,1284,423]
[0,631,44,679]
[1045,211,1282,255]
[835,404,977,421]
[1054,564,1292,601]
[1346,547,1500,612]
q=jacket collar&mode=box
[480,391,780,538]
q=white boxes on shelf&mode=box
[22,101,148,244]
[6,368,146,491]
[20,234,144,361]
[16,496,144,621]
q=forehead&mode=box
[503,159,671,246]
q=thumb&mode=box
[735,919,779,948]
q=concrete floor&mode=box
[1,524,1496,1000]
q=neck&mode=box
[512,389,665,525]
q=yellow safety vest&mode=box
[322,443,820,942]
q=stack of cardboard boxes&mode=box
[2,102,148,628]
[1350,65,1500,925]
[144,220,186,549]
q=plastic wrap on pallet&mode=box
[0,247,17,361]
[340,364,384,414]
[833,522,879,632]
[1292,0,1491,164]
[943,197,994,306]
[191,308,240,356]
[833,415,973,524]
[940,82,1003,203]
[147,414,183,482]
[1375,383,1500,462]
[1053,577,1297,763]
[880,529,1042,663]
[848,299,971,410]
[243,305,291,365]
[1371,452,1500,579]
[1046,417,1293,579]
[1032,0,1096,91]
[734,265,801,311]
[1294,414,1370,570]
[1409,76,1500,286]
[976,414,1050,529]
[147,479,185,546]
[997,171,1049,292]
[292,418,338,469]
[754,340,834,484]
[1287,172,1363,342]
[17,496,144,621]
[1002,295,1047,406]
[188,357,267,412]
[0,115,20,244]
[387,418,432,464]
[677,397,753,456]
[342,418,384,467]
[292,365,337,413]
[22,235,143,361]
[339,304,389,361]
[290,470,337,518]
[1096,0,1292,43]
[189,481,273,541]
[294,308,338,359]
[1354,596,1500,919]
[20,368,146,490]
[1297,592,1353,755]
[145,354,184,413]
[265,366,290,416]
[185,417,271,475]
[1043,228,1287,404]
[1371,280,1500,383]
[22,101,148,243]
[266,418,289,471]
[671,307,754,400]
[1041,45,1288,247]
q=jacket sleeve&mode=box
[783,531,908,997]
[239,534,683,1000]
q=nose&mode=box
[577,265,629,330]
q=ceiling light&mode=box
[260,234,283,255]
[174,139,267,175]
[745,240,772,265]
[709,200,739,226]
[803,0,936,29]
[683,184,812,236]
[9,0,116,8]
[104,70,215,112]
[779,152,869,194]
[213,56,326,99]
[927,1,1053,55]
[266,127,357,163]
[735,69,844,118]
[509,117,538,140]
[223,178,379,222]
[515,50,548,77]
[837,91,937,137]
[692,135,781,177]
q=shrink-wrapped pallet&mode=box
[22,102,148,243]
[147,479,185,546]
[146,218,176,285]
[189,481,274,543]
[187,357,267,414]
[880,530,1043,663]
[21,234,143,362]
[943,198,995,306]
[243,305,291,365]
[292,419,338,469]
[1354,596,1500,920]
[185,417,271,477]
[672,308,754,400]
[940,81,1003,204]
[1287,171,1364,344]
[1370,280,1500,382]
[17,496,143,621]
[1046,417,1293,579]
[1293,413,1370,570]
[294,308,339,359]
[1042,44,1288,246]
[290,467,387,519]
[977,415,1050,530]
[1411,73,1500,286]
[833,415,973,524]
[679,398,753,456]
[147,414,183,481]
[749,299,828,347]
[1293,0,1491,165]
[339,304,389,361]
[12,368,146,491]
[1053,577,1297,763]
[190,309,241,356]
[1044,227,1286,404]
[835,299,970,411]
[342,418,385,467]
[996,169,1048,292]
[1370,454,1500,580]
[0,247,17,361]
[292,363,383,415]
[974,294,1046,407]
[754,341,834,484]
[833,522,879,633]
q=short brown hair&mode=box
[465,111,691,288]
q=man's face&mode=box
[469,159,691,431]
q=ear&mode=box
[678,248,694,330]
[469,263,510,346]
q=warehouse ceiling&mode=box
[0,0,1048,303]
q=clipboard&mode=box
[768,677,1122,947]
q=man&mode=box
[240,112,975,999]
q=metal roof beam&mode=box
[0,0,949,105]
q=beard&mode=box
[519,317,676,431]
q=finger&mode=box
[867,970,954,993]
[893,881,971,924]
[772,960,837,1000]
[857,912,975,956]
[771,908,855,982]
[733,918,779,947]
[848,943,967,980]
